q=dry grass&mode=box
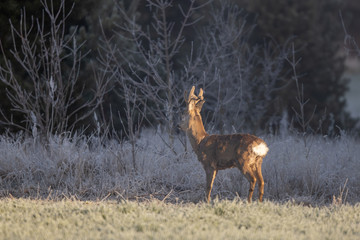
[0,130,359,205]
[0,197,359,240]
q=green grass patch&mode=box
[0,198,359,239]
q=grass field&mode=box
[0,198,359,240]
[0,131,359,239]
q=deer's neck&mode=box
[187,114,208,151]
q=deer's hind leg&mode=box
[254,157,264,202]
[245,170,257,203]
[237,161,257,203]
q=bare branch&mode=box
[0,0,109,140]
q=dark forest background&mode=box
[1,0,360,138]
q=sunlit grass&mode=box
[0,198,359,240]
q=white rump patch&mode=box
[253,143,269,156]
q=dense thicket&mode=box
[240,0,357,133]
[0,0,359,137]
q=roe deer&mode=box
[183,86,269,203]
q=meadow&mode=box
[0,128,360,239]
[0,197,359,240]
[0,130,359,205]
[0,0,359,239]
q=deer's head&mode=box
[180,86,206,132]
[186,86,205,116]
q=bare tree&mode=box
[115,70,146,172]
[100,0,288,150]
[186,3,288,133]
[0,0,110,140]
[340,11,360,58]
[99,0,209,147]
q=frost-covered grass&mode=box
[0,130,359,205]
[0,198,359,240]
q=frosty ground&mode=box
[0,130,359,205]
[0,130,359,239]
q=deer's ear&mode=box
[187,85,196,103]
[184,90,188,103]
[198,88,204,100]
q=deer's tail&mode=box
[252,142,269,157]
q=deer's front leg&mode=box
[205,167,217,203]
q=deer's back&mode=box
[198,134,267,169]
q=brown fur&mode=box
[184,86,268,203]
